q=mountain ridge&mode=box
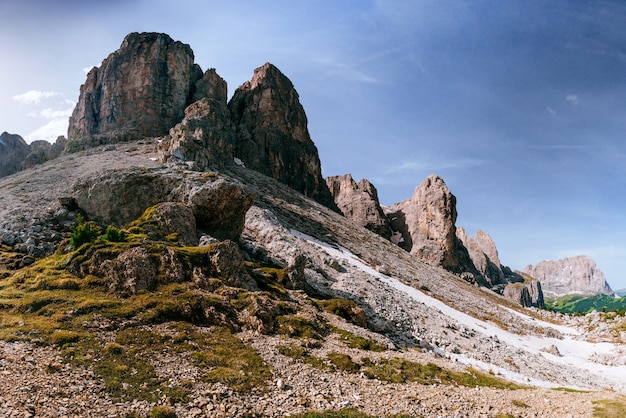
[0,31,624,416]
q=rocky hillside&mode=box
[525,255,614,297]
[0,32,625,417]
[328,173,543,308]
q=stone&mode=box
[524,255,613,297]
[207,241,258,290]
[326,174,391,239]
[228,62,337,210]
[73,168,255,242]
[179,177,256,242]
[0,132,30,178]
[72,167,178,227]
[67,32,202,148]
[143,202,198,246]
[158,97,235,170]
[102,247,157,293]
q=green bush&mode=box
[150,405,177,418]
[70,215,100,249]
[104,225,126,242]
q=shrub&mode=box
[70,215,100,249]
[150,405,177,418]
[104,225,126,242]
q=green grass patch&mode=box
[327,352,360,372]
[191,326,271,393]
[319,298,367,327]
[329,325,386,351]
[361,357,527,389]
[511,399,529,408]
[593,398,626,418]
[277,315,325,339]
[277,344,332,371]
[545,294,626,315]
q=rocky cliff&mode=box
[325,174,391,238]
[65,33,336,210]
[0,132,30,177]
[228,63,336,209]
[68,32,202,148]
[456,228,506,288]
[384,174,479,280]
[524,255,614,297]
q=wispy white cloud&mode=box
[546,107,557,117]
[26,118,68,143]
[24,101,74,143]
[387,157,485,174]
[12,90,59,105]
[322,61,379,84]
[566,94,580,105]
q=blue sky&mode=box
[1,0,625,290]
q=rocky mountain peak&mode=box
[0,132,30,177]
[456,227,505,287]
[325,174,391,239]
[67,32,201,149]
[386,174,463,270]
[228,62,336,209]
[524,255,614,297]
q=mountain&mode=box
[0,32,625,416]
[0,132,30,177]
[524,255,614,298]
[616,289,626,297]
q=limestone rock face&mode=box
[504,279,545,308]
[68,32,201,148]
[158,97,235,169]
[0,132,30,177]
[228,63,336,209]
[456,228,506,287]
[385,175,473,274]
[326,174,391,239]
[524,255,614,297]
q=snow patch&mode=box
[291,229,626,393]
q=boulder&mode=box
[179,177,256,241]
[67,32,202,148]
[207,241,258,290]
[0,132,30,177]
[102,247,158,294]
[326,174,392,239]
[524,255,614,297]
[73,168,255,242]
[228,62,336,210]
[141,202,198,246]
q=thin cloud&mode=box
[12,90,59,105]
[388,157,485,174]
[566,94,580,105]
[546,107,557,117]
[41,106,74,119]
[26,118,68,143]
